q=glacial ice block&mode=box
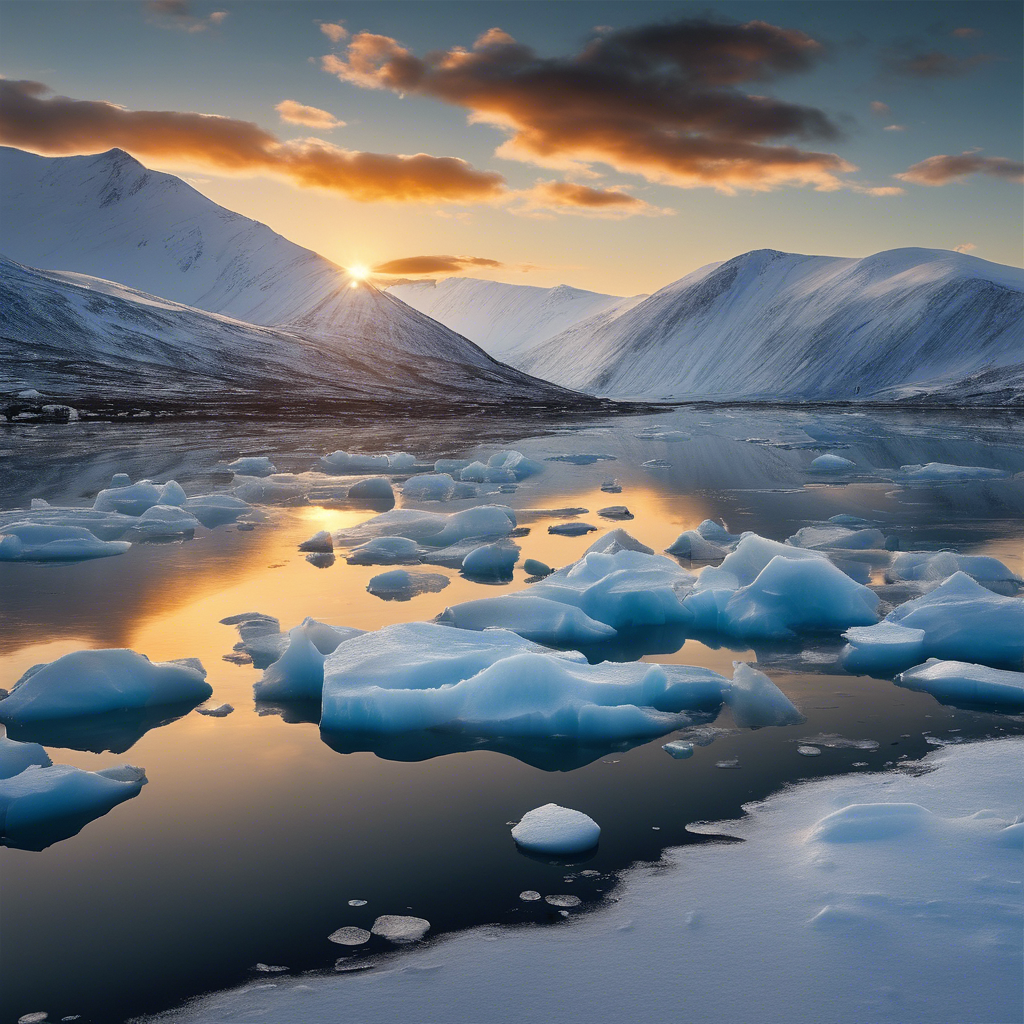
[93,478,185,516]
[227,456,276,477]
[0,522,131,562]
[897,462,1008,483]
[725,662,805,727]
[347,477,395,502]
[320,451,390,474]
[0,650,211,723]
[367,569,450,601]
[183,493,253,528]
[462,542,519,580]
[402,474,457,502]
[0,735,51,779]
[808,454,856,472]
[886,551,1022,593]
[346,536,426,565]
[511,804,600,855]
[253,618,363,701]
[333,505,516,549]
[126,504,202,541]
[436,594,617,645]
[896,659,1024,709]
[787,526,886,551]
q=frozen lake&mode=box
[2,405,1023,1024]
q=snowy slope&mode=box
[387,277,645,360]
[518,248,1024,404]
[0,257,589,413]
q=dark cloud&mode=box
[897,151,1024,185]
[0,79,507,203]
[373,255,506,275]
[146,1,228,33]
[323,18,855,193]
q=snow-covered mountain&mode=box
[0,147,592,412]
[517,248,1024,404]
[387,277,645,360]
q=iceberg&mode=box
[371,916,430,943]
[548,523,597,537]
[584,529,654,556]
[298,530,333,553]
[253,618,364,700]
[786,526,886,551]
[434,458,471,476]
[0,762,146,850]
[487,450,544,480]
[597,506,633,521]
[886,551,1022,594]
[125,504,202,541]
[896,659,1024,709]
[460,460,513,483]
[897,463,1009,483]
[93,478,186,516]
[367,570,450,601]
[0,650,211,722]
[320,451,390,474]
[523,558,553,577]
[841,572,1024,672]
[808,454,856,472]
[334,505,516,550]
[0,505,138,540]
[0,522,131,562]
[227,456,276,477]
[347,477,395,503]
[511,804,600,855]
[387,452,417,471]
[462,542,520,579]
[402,474,457,502]
[0,734,51,779]
[662,740,694,759]
[346,536,425,565]
[725,662,805,727]
[436,595,617,645]
[183,493,253,528]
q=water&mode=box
[2,406,1023,1023]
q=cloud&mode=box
[951,28,981,39]
[372,254,508,275]
[0,79,508,203]
[882,48,997,77]
[883,124,906,131]
[954,241,977,252]
[517,180,674,217]
[322,18,857,194]
[146,1,228,33]
[320,22,348,43]
[870,100,890,115]
[275,100,345,130]
[852,184,905,197]
[896,151,1024,186]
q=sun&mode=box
[347,263,370,285]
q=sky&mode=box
[1,0,1022,295]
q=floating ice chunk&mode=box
[387,452,416,471]
[546,454,615,466]
[462,542,520,580]
[787,526,886,551]
[348,899,367,907]
[809,454,856,472]
[523,558,553,577]
[598,506,633,521]
[529,547,695,630]
[0,523,130,562]
[489,451,544,479]
[545,894,583,907]
[810,803,934,842]
[320,451,390,474]
[797,746,822,756]
[402,474,457,502]
[254,964,288,973]
[334,506,515,549]
[434,459,471,476]
[841,622,926,674]
[512,804,600,855]
[548,523,597,537]
[228,457,276,477]
[600,479,622,493]
[367,570,450,601]
[461,461,513,484]
[666,531,730,561]
[519,890,541,901]
[0,650,210,723]
[584,530,654,556]
[347,537,423,566]
[798,733,880,751]
[829,514,872,527]
[896,660,1024,709]
[662,740,694,759]
[886,551,1022,593]
[93,479,185,516]
[17,389,42,400]
[195,703,234,717]
[636,429,688,442]
[347,477,394,502]
[0,735,51,779]
[725,663,804,727]
[0,506,139,541]
[126,504,202,541]
[897,463,1008,483]
[183,494,252,528]
[320,623,729,739]
[0,763,146,840]
[328,927,371,946]
[371,916,430,943]
[18,1013,49,1024]
[842,572,1024,672]
[436,595,617,645]
[299,530,333,553]
[642,459,671,469]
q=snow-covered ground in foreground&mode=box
[516,247,1024,404]
[387,277,644,361]
[146,736,1023,1024]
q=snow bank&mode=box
[841,572,1024,673]
[897,462,1009,483]
[0,522,131,561]
[436,595,617,645]
[0,650,211,722]
[367,570,450,601]
[227,456,276,477]
[896,659,1024,709]
[94,478,185,516]
[511,804,600,855]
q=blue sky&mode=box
[1,1,1021,293]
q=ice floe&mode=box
[786,526,886,551]
[402,474,458,501]
[523,558,553,577]
[725,662,805,727]
[183,494,253,528]
[299,530,333,553]
[597,506,633,521]
[841,572,1024,673]
[436,595,617,646]
[0,734,51,779]
[885,551,1022,594]
[548,523,597,537]
[661,740,694,759]
[896,659,1024,709]
[195,703,234,717]
[94,478,186,516]
[333,506,516,550]
[126,505,202,542]
[347,477,395,502]
[328,927,371,946]
[320,451,391,474]
[511,804,600,855]
[371,916,430,943]
[227,456,276,477]
[666,520,740,561]
[252,618,364,701]
[367,570,450,601]
[462,542,519,580]
[0,522,131,562]
[0,650,211,723]
[808,454,856,472]
[897,462,1010,483]
[347,536,426,566]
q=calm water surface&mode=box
[2,407,1023,1023]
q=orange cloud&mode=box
[955,241,977,252]
[275,100,345,130]
[322,18,855,194]
[0,79,507,204]
[319,22,348,43]
[373,255,507,275]
[896,151,1024,186]
[518,180,674,217]
[869,100,890,115]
